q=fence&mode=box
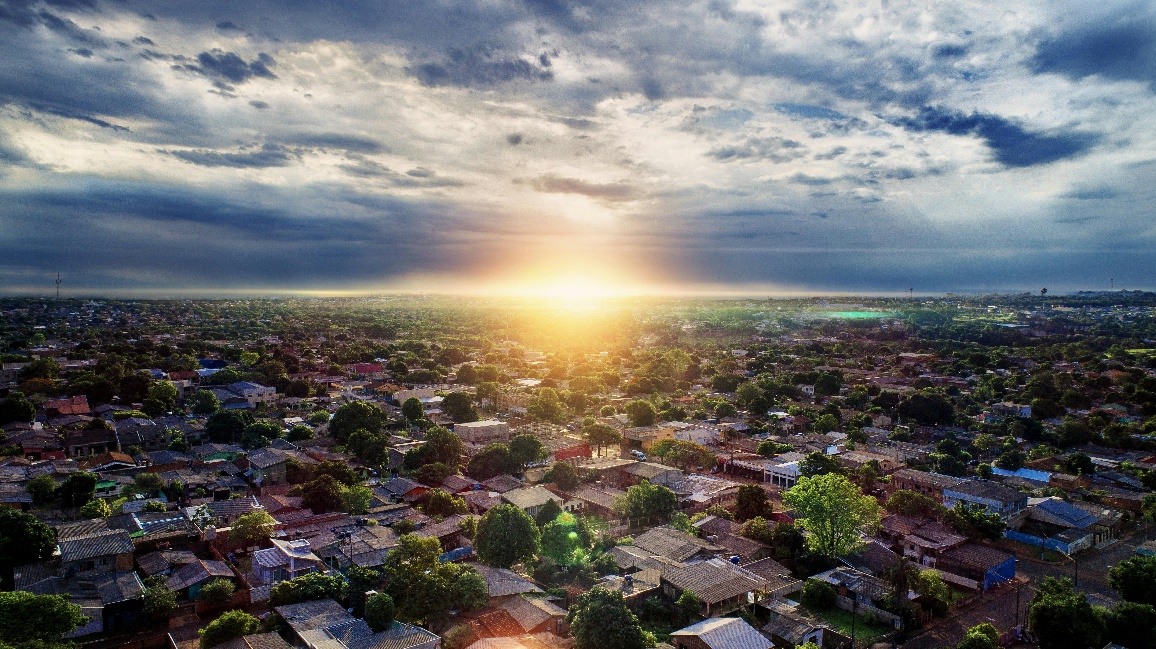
[834,595,903,630]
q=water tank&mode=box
[730,555,741,564]
[624,574,633,584]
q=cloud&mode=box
[708,137,805,163]
[520,174,638,202]
[892,106,1100,167]
[164,143,299,168]
[283,133,387,154]
[1032,11,1156,87]
[192,50,277,85]
[1060,187,1120,200]
[411,48,553,87]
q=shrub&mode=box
[801,578,836,609]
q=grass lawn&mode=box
[804,605,893,644]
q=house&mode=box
[495,596,568,635]
[595,572,662,609]
[228,382,278,407]
[737,557,803,599]
[762,599,840,649]
[472,564,544,603]
[622,461,683,487]
[934,542,1016,591]
[277,599,363,645]
[251,538,325,585]
[943,479,1028,521]
[670,617,772,649]
[315,525,401,571]
[567,485,624,518]
[58,527,135,575]
[878,515,967,567]
[136,549,198,578]
[214,633,295,649]
[660,558,773,616]
[888,469,962,503]
[632,526,723,563]
[300,616,441,649]
[454,420,510,444]
[482,474,524,494]
[502,486,574,519]
[44,396,91,418]
[381,477,431,502]
[243,449,291,486]
[165,558,235,599]
[15,565,146,637]
[79,451,137,472]
[1071,500,1125,545]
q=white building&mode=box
[454,419,510,444]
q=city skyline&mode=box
[1,1,1155,297]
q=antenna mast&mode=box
[55,273,62,300]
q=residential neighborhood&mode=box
[2,293,1156,649]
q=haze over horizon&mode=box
[2,0,1155,297]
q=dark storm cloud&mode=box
[192,50,277,85]
[412,48,553,87]
[1060,187,1120,200]
[1032,11,1156,88]
[893,106,1100,167]
[337,157,465,187]
[165,143,299,168]
[519,174,637,201]
[31,103,129,130]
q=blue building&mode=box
[936,542,1016,591]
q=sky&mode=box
[1,0,1155,297]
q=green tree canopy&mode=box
[25,474,57,506]
[1108,555,1156,606]
[782,473,880,560]
[330,400,388,443]
[268,572,346,606]
[567,587,647,649]
[467,443,515,480]
[541,512,585,565]
[200,610,259,649]
[735,484,772,521]
[143,577,178,621]
[401,397,424,423]
[420,427,466,470]
[423,489,468,518]
[944,502,1007,541]
[798,451,844,477]
[1028,577,1105,649]
[0,591,88,649]
[229,510,276,545]
[188,389,221,415]
[205,410,252,444]
[475,504,540,568]
[301,474,347,513]
[545,462,580,491]
[57,471,98,508]
[648,439,714,470]
[509,434,545,468]
[624,400,656,427]
[885,490,946,519]
[0,392,36,426]
[616,480,677,521]
[441,392,478,423]
[584,423,623,456]
[364,592,396,632]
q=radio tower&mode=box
[55,273,62,300]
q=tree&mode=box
[229,510,276,545]
[415,462,452,486]
[0,392,36,425]
[739,516,774,544]
[199,610,259,649]
[885,490,945,519]
[1104,601,1156,649]
[545,462,579,490]
[814,372,842,397]
[527,388,566,423]
[509,434,545,468]
[441,392,478,423]
[541,512,584,565]
[567,587,647,649]
[301,475,347,513]
[401,397,424,423]
[616,480,677,521]
[624,400,656,427]
[812,413,839,434]
[897,390,955,426]
[343,485,373,514]
[1063,453,1096,476]
[584,423,623,457]
[330,401,388,443]
[364,592,396,632]
[314,460,358,486]
[958,624,999,649]
[423,489,467,517]
[241,420,283,450]
[944,502,1006,541]
[147,381,179,412]
[467,443,514,480]
[188,389,221,415]
[420,427,466,469]
[798,451,844,477]
[135,471,165,496]
[1028,577,1105,649]
[535,498,563,527]
[475,504,540,568]
[1108,555,1156,606]
[735,484,772,521]
[782,473,880,561]
[757,440,792,457]
[198,578,236,604]
[26,474,57,506]
[143,577,178,621]
[57,471,98,508]
[0,591,88,649]
[287,424,314,441]
[382,534,486,623]
[80,498,112,518]
[269,572,346,606]
[769,522,807,563]
[801,578,837,609]
[205,410,252,444]
[451,569,489,612]
[649,439,715,469]
[714,402,738,419]
[676,590,702,622]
